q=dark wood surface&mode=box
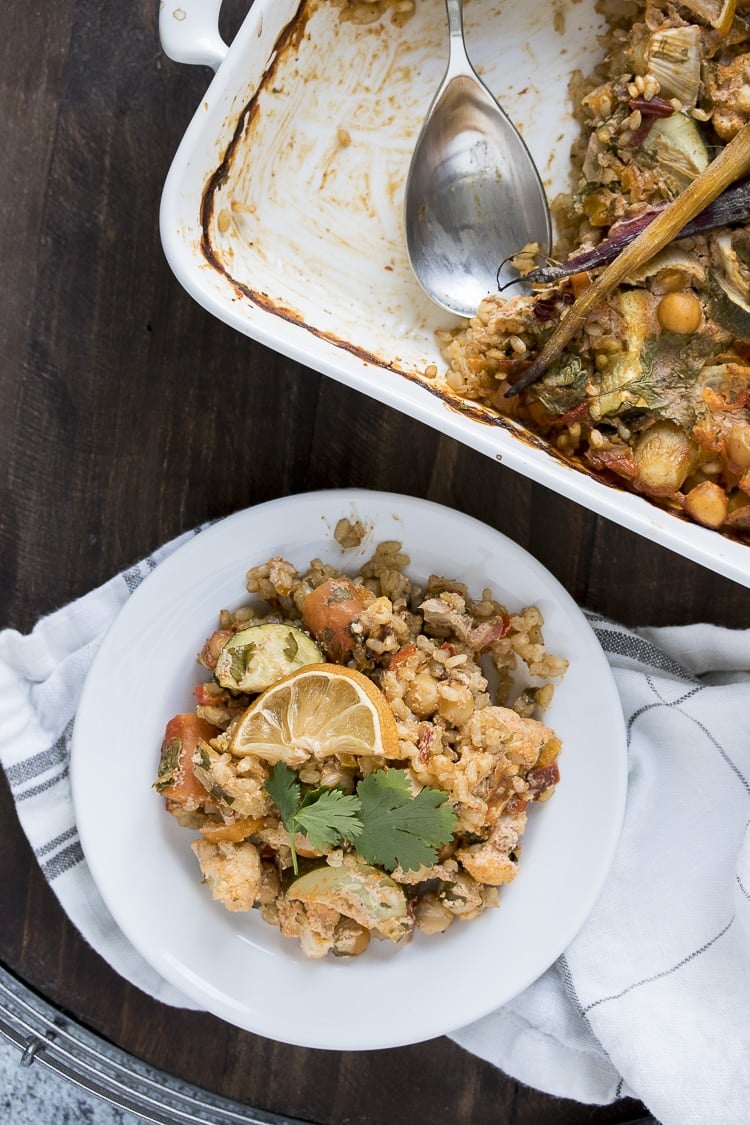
[2,2,748,1123]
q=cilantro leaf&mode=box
[354,771,457,873]
[264,766,363,871]
[294,788,363,851]
[264,762,301,826]
[264,762,303,871]
[263,763,456,876]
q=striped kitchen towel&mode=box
[452,616,750,1122]
[1,534,749,1124]
[0,530,202,1010]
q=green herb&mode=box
[530,354,590,416]
[355,771,457,873]
[229,648,248,683]
[154,737,182,792]
[263,762,301,856]
[210,784,235,805]
[263,764,360,874]
[295,788,362,852]
[283,630,299,661]
[263,763,456,875]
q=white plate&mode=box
[158,0,750,586]
[71,490,627,1050]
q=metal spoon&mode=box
[404,0,551,317]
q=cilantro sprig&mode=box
[263,763,456,875]
[353,770,457,873]
[263,763,362,874]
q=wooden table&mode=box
[2,2,747,1122]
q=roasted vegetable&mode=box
[709,229,750,340]
[287,859,411,942]
[590,290,656,419]
[506,122,750,397]
[641,114,709,186]
[633,421,697,495]
[634,25,703,106]
[155,714,219,808]
[520,179,750,286]
[676,0,736,35]
[301,576,370,660]
[214,623,322,694]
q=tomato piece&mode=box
[388,643,417,671]
[301,577,368,660]
[198,630,233,670]
[526,762,560,794]
[155,714,219,808]
[194,682,230,706]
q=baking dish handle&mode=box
[159,0,228,71]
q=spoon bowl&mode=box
[404,0,552,318]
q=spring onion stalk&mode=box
[521,179,750,285]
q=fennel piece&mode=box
[506,122,750,398]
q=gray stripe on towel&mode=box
[582,915,735,1015]
[4,722,71,788]
[590,626,696,681]
[16,766,69,802]
[36,826,79,859]
[627,680,750,793]
[41,840,85,882]
[122,555,157,593]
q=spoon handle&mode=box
[445,0,464,40]
[445,0,470,75]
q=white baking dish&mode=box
[158,0,750,587]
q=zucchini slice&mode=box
[215,624,322,693]
[288,860,410,942]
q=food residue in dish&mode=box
[200,0,604,364]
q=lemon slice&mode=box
[230,663,399,766]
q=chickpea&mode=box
[634,421,696,495]
[332,919,371,957]
[437,683,475,727]
[726,424,750,471]
[414,894,455,936]
[404,671,439,718]
[656,291,702,334]
[683,481,728,529]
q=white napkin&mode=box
[452,614,750,1124]
[1,533,749,1125]
[0,532,202,1010]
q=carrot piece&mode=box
[156,713,219,807]
[301,577,368,660]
